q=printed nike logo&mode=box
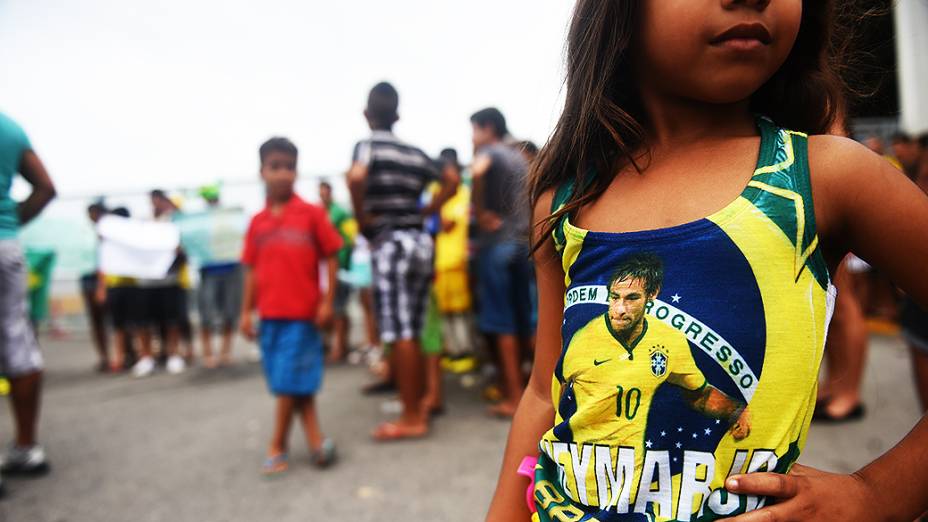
[593,359,611,366]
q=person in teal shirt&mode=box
[0,112,56,488]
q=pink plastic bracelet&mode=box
[517,455,539,514]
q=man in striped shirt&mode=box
[347,82,458,441]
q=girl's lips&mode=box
[714,37,767,52]
[710,22,772,47]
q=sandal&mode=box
[372,421,428,442]
[310,438,337,469]
[261,453,288,476]
[812,400,866,423]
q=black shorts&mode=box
[901,297,928,354]
[141,285,184,327]
[108,286,144,330]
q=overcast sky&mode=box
[0,0,572,209]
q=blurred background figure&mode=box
[892,132,921,181]
[128,190,187,377]
[469,108,533,418]
[432,149,478,373]
[902,136,928,412]
[816,262,869,422]
[80,201,109,372]
[0,112,56,483]
[318,180,356,364]
[240,136,342,474]
[95,206,142,373]
[348,82,458,441]
[514,140,538,166]
[196,185,242,368]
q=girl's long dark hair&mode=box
[530,0,851,250]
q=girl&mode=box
[487,1,928,521]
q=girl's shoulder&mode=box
[806,134,894,201]
[534,187,556,216]
[807,133,878,174]
[806,133,906,257]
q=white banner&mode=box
[97,215,180,279]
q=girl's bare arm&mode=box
[486,190,564,521]
[723,136,928,521]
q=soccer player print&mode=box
[604,253,752,440]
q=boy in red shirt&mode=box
[240,137,342,474]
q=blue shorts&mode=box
[476,241,536,336]
[259,320,324,396]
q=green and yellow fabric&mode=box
[24,248,55,323]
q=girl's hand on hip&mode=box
[719,464,878,521]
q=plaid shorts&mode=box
[370,229,434,344]
[0,240,43,377]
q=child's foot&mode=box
[218,353,233,367]
[131,356,156,378]
[372,421,428,442]
[202,355,218,369]
[488,402,518,418]
[0,444,51,476]
[261,452,288,476]
[166,355,186,375]
[310,438,337,469]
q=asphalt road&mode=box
[0,333,922,522]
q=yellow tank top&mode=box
[534,118,835,522]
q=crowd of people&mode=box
[80,188,244,377]
[59,82,542,473]
[243,83,546,469]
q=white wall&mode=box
[895,0,928,135]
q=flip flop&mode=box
[310,438,337,469]
[262,453,288,476]
[372,421,428,442]
[812,401,866,423]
